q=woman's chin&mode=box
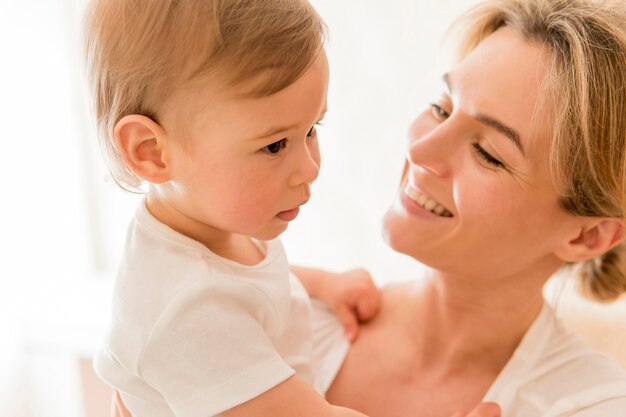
[382,208,459,272]
[383,211,429,261]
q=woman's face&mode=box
[383,28,581,280]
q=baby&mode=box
[84,0,381,415]
[84,1,500,416]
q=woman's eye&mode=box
[430,103,450,120]
[472,143,504,168]
[262,139,287,154]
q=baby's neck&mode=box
[146,195,265,265]
[207,234,266,265]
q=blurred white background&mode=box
[13,0,620,416]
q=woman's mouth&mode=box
[403,184,453,217]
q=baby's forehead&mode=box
[161,57,328,146]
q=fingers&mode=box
[355,289,381,321]
[336,304,359,342]
[325,268,381,342]
[465,402,501,417]
[351,272,381,321]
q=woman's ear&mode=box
[114,115,171,184]
[555,218,624,262]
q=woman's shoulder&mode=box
[485,303,626,417]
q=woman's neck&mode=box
[401,261,560,376]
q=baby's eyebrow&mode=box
[256,123,298,139]
[255,108,328,140]
[442,73,525,157]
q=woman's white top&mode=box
[482,303,626,416]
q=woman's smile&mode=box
[403,182,453,218]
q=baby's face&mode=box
[153,50,329,241]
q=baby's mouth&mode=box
[404,184,453,218]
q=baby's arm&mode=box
[110,379,364,417]
[221,375,367,417]
[222,377,502,417]
[292,266,381,341]
[113,387,501,417]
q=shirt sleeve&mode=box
[309,299,350,395]
[139,282,295,417]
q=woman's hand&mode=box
[292,266,381,342]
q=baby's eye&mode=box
[307,125,317,137]
[430,103,450,120]
[262,139,287,154]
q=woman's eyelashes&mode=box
[429,103,506,169]
[472,143,505,168]
[261,123,320,154]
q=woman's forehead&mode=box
[448,28,554,154]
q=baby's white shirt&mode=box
[94,201,348,417]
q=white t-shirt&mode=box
[315,299,626,416]
[94,201,349,417]
[483,303,626,416]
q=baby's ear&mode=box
[114,115,170,184]
[554,218,624,262]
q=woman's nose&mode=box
[406,121,453,178]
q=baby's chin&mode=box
[248,222,289,242]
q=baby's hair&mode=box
[451,0,626,301]
[84,0,326,190]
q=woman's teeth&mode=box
[404,185,453,217]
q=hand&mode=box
[292,266,382,342]
[451,402,501,417]
[314,268,381,342]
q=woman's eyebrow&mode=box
[475,113,524,157]
[442,73,525,157]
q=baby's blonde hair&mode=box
[452,0,626,301]
[84,0,326,190]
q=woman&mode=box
[113,0,626,416]
[326,0,626,416]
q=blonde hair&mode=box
[452,0,626,301]
[84,0,326,190]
